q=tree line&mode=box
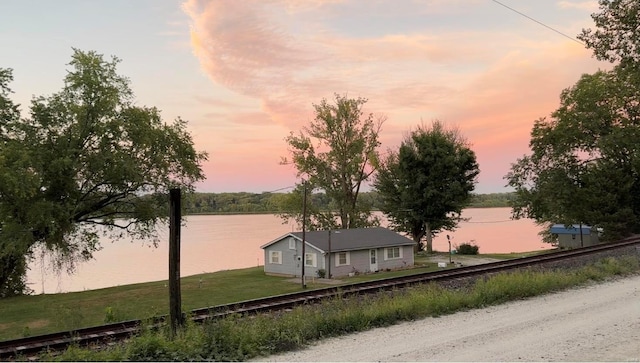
[182,191,516,214]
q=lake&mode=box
[26,208,551,293]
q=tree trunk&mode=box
[424,223,433,254]
[412,235,421,254]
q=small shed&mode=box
[550,224,599,248]
[260,227,416,278]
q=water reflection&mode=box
[26,208,549,293]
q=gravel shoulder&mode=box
[260,274,640,362]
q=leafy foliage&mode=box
[280,94,383,230]
[507,0,640,240]
[578,0,640,66]
[374,121,479,253]
[0,69,32,297]
[468,193,515,208]
[181,191,512,215]
[456,243,479,255]
[0,50,207,295]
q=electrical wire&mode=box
[262,185,297,193]
[491,0,585,45]
[464,219,516,224]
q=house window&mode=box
[269,251,282,264]
[305,253,317,267]
[385,247,402,260]
[289,238,296,249]
[336,252,350,266]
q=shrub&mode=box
[317,269,326,278]
[456,242,479,255]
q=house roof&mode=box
[261,227,416,252]
[550,224,592,235]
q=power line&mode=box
[491,0,584,45]
[464,219,515,224]
[263,185,296,193]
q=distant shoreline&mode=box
[185,205,511,216]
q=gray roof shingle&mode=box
[263,227,416,252]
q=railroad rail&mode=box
[2,236,639,360]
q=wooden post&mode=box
[301,180,307,289]
[169,188,183,335]
[327,229,331,279]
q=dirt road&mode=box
[262,274,640,362]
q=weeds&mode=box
[49,256,640,362]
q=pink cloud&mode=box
[228,111,274,126]
[182,0,611,192]
[557,1,599,11]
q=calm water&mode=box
[26,208,550,293]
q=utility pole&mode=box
[301,180,307,289]
[579,222,584,247]
[327,229,332,279]
[169,188,183,336]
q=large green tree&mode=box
[280,94,383,230]
[506,0,640,241]
[0,50,207,296]
[373,121,479,253]
[0,68,32,297]
[505,66,640,241]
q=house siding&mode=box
[326,245,415,277]
[550,224,600,249]
[378,245,414,271]
[263,236,324,277]
[558,234,599,248]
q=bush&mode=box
[456,243,479,255]
[317,269,326,278]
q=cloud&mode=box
[228,111,274,126]
[557,1,599,11]
[183,0,592,131]
[182,0,507,130]
[182,0,323,91]
[182,0,610,192]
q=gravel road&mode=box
[261,274,640,362]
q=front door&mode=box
[369,249,378,272]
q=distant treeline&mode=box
[183,191,515,215]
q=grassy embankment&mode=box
[44,254,639,361]
[0,251,514,341]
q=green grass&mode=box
[0,267,313,340]
[45,255,640,362]
[0,259,447,341]
[481,248,558,260]
[0,249,590,342]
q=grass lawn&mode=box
[0,253,523,341]
[481,249,558,259]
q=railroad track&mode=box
[2,236,639,360]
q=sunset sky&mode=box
[1,0,610,193]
